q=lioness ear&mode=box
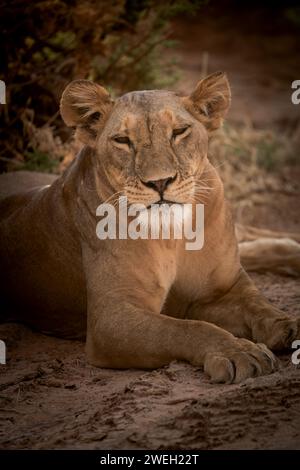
[183,72,231,131]
[60,80,113,145]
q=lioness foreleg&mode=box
[86,297,278,383]
[187,269,300,351]
[84,251,277,383]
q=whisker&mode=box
[200,176,218,181]
[194,185,214,190]
[103,190,124,205]
[193,186,214,192]
[191,195,207,204]
[192,189,211,200]
[193,193,210,202]
[203,161,226,171]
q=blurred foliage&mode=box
[209,122,300,207]
[0,0,204,172]
[21,149,58,173]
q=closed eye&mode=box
[172,126,190,139]
[113,136,131,145]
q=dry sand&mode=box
[0,271,299,450]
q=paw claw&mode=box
[204,339,278,384]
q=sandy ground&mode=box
[1,8,300,450]
[0,271,300,450]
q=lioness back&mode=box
[0,171,57,200]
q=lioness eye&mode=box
[172,127,189,138]
[114,136,131,145]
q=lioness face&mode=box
[60,72,231,206]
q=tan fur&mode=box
[0,72,299,383]
[236,224,300,276]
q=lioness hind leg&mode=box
[186,269,300,351]
[239,237,300,276]
[235,223,300,243]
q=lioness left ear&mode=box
[60,80,113,145]
[183,72,231,131]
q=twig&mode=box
[128,32,171,69]
[42,110,60,128]
[102,28,155,78]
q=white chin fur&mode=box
[135,203,192,233]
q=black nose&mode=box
[142,175,176,196]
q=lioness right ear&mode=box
[183,72,231,132]
[60,80,113,145]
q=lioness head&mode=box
[60,72,230,206]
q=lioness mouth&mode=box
[147,199,181,209]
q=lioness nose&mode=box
[142,176,176,196]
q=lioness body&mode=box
[0,155,237,334]
[0,170,85,337]
[0,73,299,383]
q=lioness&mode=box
[1,72,299,383]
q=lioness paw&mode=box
[204,339,278,384]
[252,316,299,351]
